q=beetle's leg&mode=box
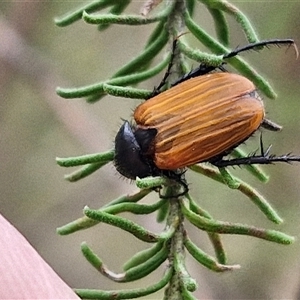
[261,118,282,131]
[148,38,179,99]
[175,177,189,197]
[158,170,189,198]
[212,153,300,168]
[212,133,300,167]
[169,170,189,197]
[212,143,300,168]
[154,33,231,91]
[158,181,188,199]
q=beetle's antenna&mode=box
[224,39,296,59]
[172,39,296,86]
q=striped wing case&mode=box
[134,73,265,170]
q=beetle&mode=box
[114,39,299,187]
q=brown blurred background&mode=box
[0,1,300,299]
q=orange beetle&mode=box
[114,39,298,182]
[134,72,263,170]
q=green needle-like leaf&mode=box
[109,54,170,86]
[81,242,103,270]
[64,162,107,182]
[83,9,168,26]
[156,201,170,223]
[184,236,240,272]
[207,7,229,46]
[56,150,114,167]
[57,190,152,235]
[102,84,150,99]
[189,164,283,224]
[103,200,165,215]
[136,176,169,190]
[98,0,131,31]
[56,82,105,99]
[186,0,196,16]
[173,251,197,292]
[183,10,277,98]
[123,240,165,271]
[204,0,259,43]
[218,167,241,189]
[181,287,197,300]
[84,206,160,242]
[113,28,169,78]
[56,54,169,100]
[181,200,294,244]
[55,0,113,27]
[186,193,227,264]
[75,267,173,299]
[124,244,169,282]
[102,189,152,209]
[145,20,165,47]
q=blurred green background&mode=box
[0,1,299,299]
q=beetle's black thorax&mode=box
[114,121,160,179]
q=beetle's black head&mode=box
[114,121,158,180]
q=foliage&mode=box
[56,1,294,299]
